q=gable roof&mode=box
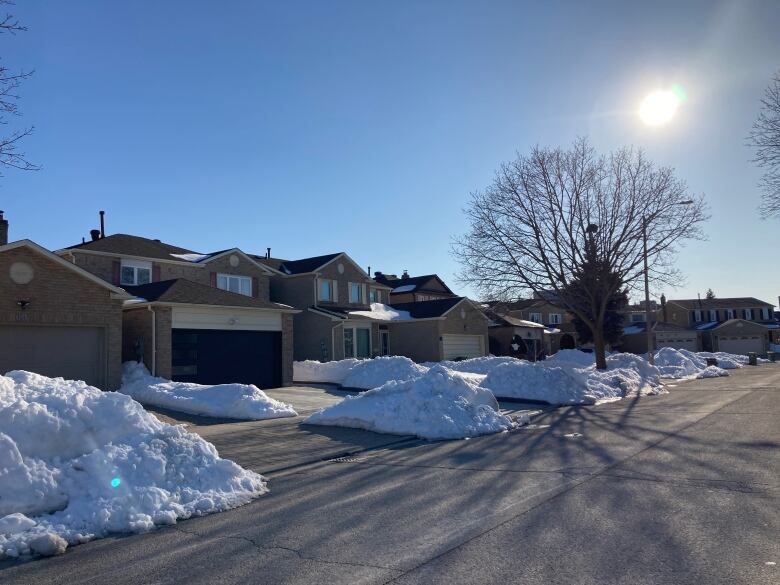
[375,273,455,295]
[488,313,546,329]
[668,297,774,310]
[388,297,467,319]
[251,252,342,275]
[123,279,296,311]
[62,234,196,261]
[0,239,132,298]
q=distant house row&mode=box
[0,213,488,390]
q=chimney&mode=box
[660,293,667,322]
[401,269,409,280]
[0,210,8,245]
[374,271,383,278]
[266,247,271,259]
[99,210,105,238]
[90,229,101,241]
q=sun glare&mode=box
[639,86,685,126]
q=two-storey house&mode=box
[373,271,457,303]
[56,233,299,388]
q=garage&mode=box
[716,335,765,356]
[656,334,698,351]
[442,334,485,360]
[171,328,282,389]
[0,324,106,387]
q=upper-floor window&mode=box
[369,288,385,304]
[631,313,646,323]
[120,259,151,286]
[708,309,717,322]
[761,307,770,320]
[743,308,754,320]
[693,309,703,323]
[318,278,336,302]
[548,313,562,325]
[349,282,365,304]
[529,312,542,323]
[217,273,251,296]
[725,308,735,319]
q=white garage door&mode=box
[0,325,105,387]
[717,336,764,355]
[442,334,485,360]
[656,335,698,351]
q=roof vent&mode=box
[401,270,409,280]
[89,229,101,241]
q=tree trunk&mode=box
[592,325,608,370]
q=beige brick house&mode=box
[0,236,130,389]
[373,271,456,303]
[56,234,299,387]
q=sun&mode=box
[639,86,685,126]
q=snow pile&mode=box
[653,348,729,380]
[119,362,297,420]
[481,352,664,405]
[0,370,267,559]
[342,356,428,389]
[294,358,361,384]
[425,356,520,375]
[545,349,601,367]
[305,365,516,439]
[348,303,412,321]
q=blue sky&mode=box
[2,0,779,305]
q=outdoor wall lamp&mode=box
[17,300,30,310]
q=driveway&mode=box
[2,366,778,584]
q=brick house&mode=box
[485,298,578,356]
[56,233,299,387]
[0,229,130,389]
[373,271,457,303]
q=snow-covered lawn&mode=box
[120,362,297,420]
[0,370,267,559]
[305,365,520,440]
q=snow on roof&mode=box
[543,327,562,335]
[170,252,211,262]
[123,297,148,306]
[391,284,417,293]
[348,302,413,321]
[623,324,645,335]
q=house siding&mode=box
[387,321,442,362]
[0,247,124,389]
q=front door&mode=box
[379,330,390,356]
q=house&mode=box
[0,213,131,389]
[254,251,393,361]
[373,271,457,303]
[485,298,578,355]
[484,311,547,360]
[56,232,299,388]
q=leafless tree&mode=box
[453,139,708,369]
[748,71,780,219]
[0,1,38,174]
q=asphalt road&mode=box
[2,366,778,584]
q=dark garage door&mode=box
[0,324,105,387]
[171,328,282,389]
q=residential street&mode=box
[2,366,778,585]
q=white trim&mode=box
[216,272,252,297]
[172,306,282,331]
[124,301,299,314]
[2,239,132,298]
[439,298,490,321]
[316,252,375,283]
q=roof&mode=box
[0,239,132,299]
[62,234,197,261]
[668,297,774,309]
[485,299,548,312]
[652,321,695,332]
[387,297,466,319]
[123,279,295,311]
[374,273,455,296]
[252,253,342,275]
[488,313,546,329]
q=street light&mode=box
[644,200,694,364]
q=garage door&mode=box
[717,336,764,355]
[171,328,282,389]
[656,336,698,351]
[442,334,485,360]
[0,325,105,387]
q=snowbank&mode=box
[294,358,361,384]
[545,349,601,368]
[120,362,297,420]
[481,352,664,405]
[342,356,428,389]
[653,348,730,380]
[424,356,520,375]
[0,370,267,559]
[305,365,517,439]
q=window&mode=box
[631,314,646,323]
[369,288,385,304]
[725,308,735,319]
[216,274,251,296]
[693,309,703,323]
[529,312,542,323]
[344,327,371,358]
[120,259,152,286]
[761,307,770,320]
[708,309,717,322]
[743,308,754,320]
[318,279,335,302]
[549,313,562,325]
[349,282,365,304]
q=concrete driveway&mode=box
[2,366,778,584]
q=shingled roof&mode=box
[63,234,197,261]
[387,297,467,319]
[253,253,342,275]
[668,297,774,309]
[374,273,455,295]
[124,279,294,310]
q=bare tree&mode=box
[0,1,38,174]
[453,139,708,369]
[748,71,780,219]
